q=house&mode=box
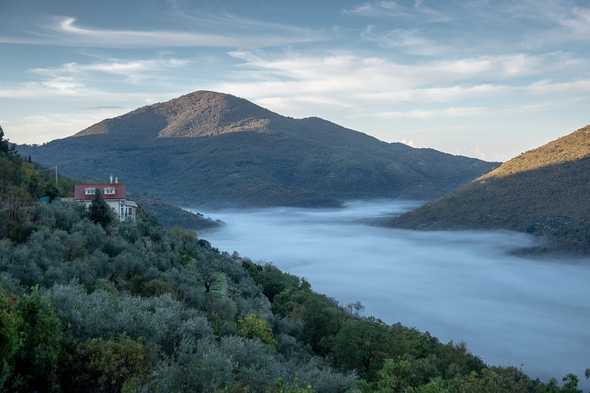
[74,176,138,222]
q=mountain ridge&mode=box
[390,124,590,252]
[20,90,498,208]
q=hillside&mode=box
[391,124,590,252]
[1,126,584,393]
[133,194,222,231]
[19,91,497,208]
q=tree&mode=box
[0,292,21,389]
[0,125,9,155]
[60,336,150,393]
[89,190,113,227]
[237,314,276,347]
[11,289,63,393]
[0,125,16,158]
[44,183,60,202]
[560,374,581,393]
[333,318,393,380]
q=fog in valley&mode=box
[196,200,590,385]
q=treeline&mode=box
[0,128,587,392]
[0,126,74,242]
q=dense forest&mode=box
[0,126,588,392]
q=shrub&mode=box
[237,313,276,347]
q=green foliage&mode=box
[0,199,353,392]
[0,292,21,388]
[0,153,583,393]
[89,190,114,227]
[333,318,397,380]
[60,336,150,393]
[9,289,63,393]
[0,140,73,241]
[274,378,315,393]
[44,183,60,202]
[135,196,221,231]
[237,314,276,346]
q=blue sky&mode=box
[1,0,589,161]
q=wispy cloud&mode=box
[377,106,488,119]
[31,57,191,84]
[361,26,448,55]
[528,79,590,94]
[212,50,588,122]
[0,16,324,49]
[166,1,323,39]
[344,0,450,23]
[0,56,193,99]
[3,108,131,145]
[559,6,590,38]
[470,0,590,47]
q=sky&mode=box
[1,0,589,161]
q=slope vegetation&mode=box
[392,125,590,252]
[0,127,583,393]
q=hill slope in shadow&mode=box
[391,125,590,253]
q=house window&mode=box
[84,188,96,195]
[104,187,116,195]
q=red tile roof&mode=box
[74,183,126,201]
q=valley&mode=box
[197,200,590,386]
[4,1,590,391]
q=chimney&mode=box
[115,177,119,184]
[110,175,114,184]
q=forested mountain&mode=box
[19,91,497,208]
[1,128,587,392]
[391,124,590,253]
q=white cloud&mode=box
[361,26,447,55]
[0,81,83,98]
[344,0,450,22]
[219,51,577,103]
[560,6,590,38]
[3,108,131,145]
[0,16,324,49]
[0,56,194,100]
[377,106,488,119]
[357,84,509,103]
[32,58,191,84]
[208,50,590,129]
[527,79,590,94]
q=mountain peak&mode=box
[74,90,280,139]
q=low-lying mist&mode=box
[196,200,590,385]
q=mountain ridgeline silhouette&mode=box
[21,91,497,207]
